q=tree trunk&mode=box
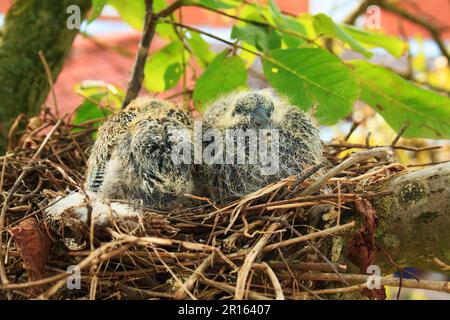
[352,163,450,272]
[0,0,91,152]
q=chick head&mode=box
[203,90,277,131]
[199,89,324,200]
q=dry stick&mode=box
[235,222,282,300]
[391,123,410,147]
[122,0,156,108]
[278,220,349,286]
[432,258,450,271]
[0,240,130,291]
[173,251,216,299]
[7,114,26,153]
[301,147,393,196]
[36,241,132,299]
[38,51,60,118]
[0,154,7,194]
[330,142,441,153]
[118,283,175,299]
[296,283,368,297]
[296,273,450,293]
[263,221,355,252]
[152,247,197,300]
[200,276,271,300]
[344,121,361,141]
[0,120,62,290]
[259,263,285,300]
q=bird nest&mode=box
[0,112,428,300]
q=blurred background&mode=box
[1,0,448,299]
[2,1,449,163]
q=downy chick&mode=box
[200,89,324,200]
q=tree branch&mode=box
[344,0,371,25]
[122,0,156,108]
[376,0,450,61]
[344,0,450,61]
[366,162,450,271]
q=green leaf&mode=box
[144,41,189,92]
[108,0,177,38]
[267,0,307,47]
[231,24,281,52]
[164,62,183,89]
[313,14,372,58]
[75,80,124,110]
[186,31,215,67]
[193,0,236,9]
[350,60,450,139]
[108,0,145,30]
[340,25,407,58]
[268,0,283,22]
[154,0,178,39]
[262,48,359,124]
[194,50,248,111]
[73,96,112,127]
[88,0,107,23]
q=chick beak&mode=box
[253,111,270,128]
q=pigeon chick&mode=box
[200,89,324,200]
[85,97,194,209]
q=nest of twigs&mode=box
[0,111,427,300]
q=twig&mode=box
[200,276,271,300]
[344,121,360,141]
[344,0,450,61]
[38,51,60,118]
[432,258,450,271]
[295,273,450,293]
[330,142,441,153]
[344,0,371,25]
[235,222,281,300]
[301,147,393,196]
[377,0,450,61]
[122,0,156,108]
[391,123,410,146]
[263,221,355,252]
[259,262,285,300]
[277,220,349,286]
[0,120,61,290]
[173,251,216,299]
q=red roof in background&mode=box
[1,0,449,115]
[46,0,312,115]
[179,0,308,26]
[378,0,450,39]
[0,0,12,13]
[54,33,140,115]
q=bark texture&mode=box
[0,0,91,151]
[369,163,450,271]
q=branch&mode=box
[154,0,188,18]
[295,273,450,293]
[122,0,156,108]
[344,0,371,25]
[376,0,450,61]
[344,0,450,61]
[367,162,450,271]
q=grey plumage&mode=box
[85,97,194,209]
[200,89,324,200]
[84,90,324,208]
